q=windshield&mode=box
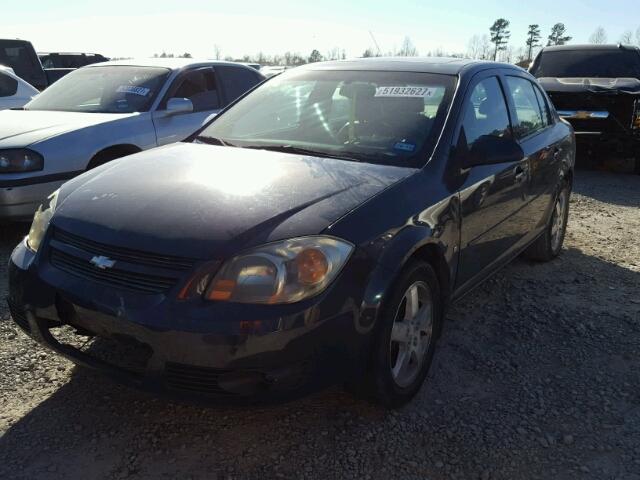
[25,66,170,113]
[531,50,640,78]
[197,69,457,167]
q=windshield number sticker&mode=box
[375,86,435,98]
[394,142,416,152]
[116,85,151,96]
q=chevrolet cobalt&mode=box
[8,58,575,407]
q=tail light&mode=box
[633,100,640,130]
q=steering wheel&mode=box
[336,118,395,144]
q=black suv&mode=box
[530,44,640,172]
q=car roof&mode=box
[85,57,259,72]
[297,56,522,75]
[38,52,104,56]
[541,44,640,52]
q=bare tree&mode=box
[490,18,511,61]
[467,34,483,59]
[479,34,491,59]
[589,27,608,44]
[325,47,340,61]
[398,36,418,57]
[500,45,514,63]
[620,30,633,44]
[213,44,222,60]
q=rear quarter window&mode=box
[216,66,262,105]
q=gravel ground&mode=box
[0,169,639,480]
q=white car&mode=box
[0,65,39,110]
[0,58,264,219]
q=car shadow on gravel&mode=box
[1,244,639,480]
[0,223,28,247]
[573,168,640,208]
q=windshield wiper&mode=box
[241,144,366,162]
[194,135,235,147]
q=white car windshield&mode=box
[26,66,170,113]
[197,69,457,167]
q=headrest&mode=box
[339,82,376,99]
[478,99,491,116]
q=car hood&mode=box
[538,77,640,94]
[53,143,415,260]
[0,110,138,148]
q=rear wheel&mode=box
[362,261,442,408]
[524,181,570,261]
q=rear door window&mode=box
[216,65,262,104]
[0,71,18,97]
[505,76,545,139]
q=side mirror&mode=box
[166,97,193,116]
[463,135,524,168]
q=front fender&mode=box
[357,194,460,335]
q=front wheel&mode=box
[363,261,442,408]
[524,181,571,261]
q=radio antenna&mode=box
[369,30,382,56]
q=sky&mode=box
[2,0,639,60]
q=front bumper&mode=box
[7,240,369,403]
[0,179,66,221]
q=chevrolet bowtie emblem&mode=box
[90,255,116,270]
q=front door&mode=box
[152,67,222,145]
[454,73,530,290]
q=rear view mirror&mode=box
[463,135,523,168]
[166,97,193,116]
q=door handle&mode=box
[514,165,526,183]
[553,148,561,161]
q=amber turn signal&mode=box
[207,279,236,300]
[296,248,329,285]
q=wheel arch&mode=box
[358,226,454,339]
[87,144,142,170]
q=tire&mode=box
[360,261,443,408]
[524,180,571,262]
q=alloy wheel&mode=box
[389,281,434,388]
[550,188,568,252]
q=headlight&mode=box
[27,189,58,252]
[204,236,353,304]
[0,149,44,173]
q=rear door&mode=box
[455,72,530,289]
[152,67,223,145]
[502,74,562,236]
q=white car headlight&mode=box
[205,236,353,304]
[27,189,59,252]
